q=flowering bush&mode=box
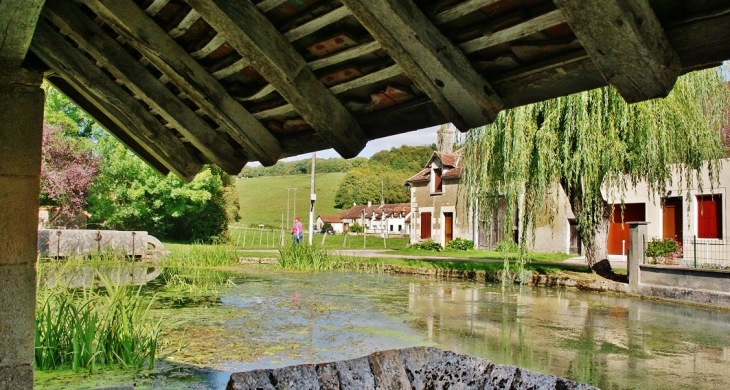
[646,238,682,265]
[446,238,474,251]
[411,240,443,251]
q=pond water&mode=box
[36,266,730,389]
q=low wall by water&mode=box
[37,229,165,258]
[638,265,730,308]
[227,347,598,390]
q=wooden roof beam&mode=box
[47,76,171,175]
[43,0,247,175]
[0,0,45,66]
[31,20,203,179]
[553,0,681,102]
[82,0,283,166]
[339,0,503,131]
[187,0,368,158]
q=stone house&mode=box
[338,202,411,236]
[316,214,344,233]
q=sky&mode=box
[281,124,444,162]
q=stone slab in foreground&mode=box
[227,347,598,390]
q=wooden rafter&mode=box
[553,0,681,102]
[0,0,45,66]
[339,0,503,131]
[43,0,247,175]
[82,0,282,166]
[31,20,203,179]
[432,0,499,25]
[187,0,368,158]
[47,76,171,175]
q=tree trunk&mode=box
[584,205,610,269]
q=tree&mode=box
[462,67,730,270]
[40,123,100,225]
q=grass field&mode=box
[235,172,345,229]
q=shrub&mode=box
[349,222,364,233]
[411,240,443,251]
[645,238,682,265]
[495,239,519,253]
[446,238,473,251]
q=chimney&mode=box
[367,201,372,208]
[437,124,454,154]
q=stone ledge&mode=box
[227,347,598,390]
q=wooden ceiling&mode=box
[14,0,730,177]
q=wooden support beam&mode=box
[433,0,499,25]
[0,0,45,66]
[282,7,352,42]
[47,76,171,175]
[339,0,503,131]
[459,10,567,54]
[168,9,201,38]
[83,0,282,166]
[43,0,247,175]
[145,0,170,16]
[553,0,681,102]
[187,0,368,158]
[31,20,203,179]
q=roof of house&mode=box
[13,1,730,179]
[339,203,411,220]
[318,215,342,223]
[407,150,464,183]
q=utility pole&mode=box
[285,187,297,232]
[308,152,316,245]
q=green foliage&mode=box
[277,245,347,270]
[87,134,234,243]
[410,240,443,251]
[43,82,97,138]
[35,280,160,372]
[160,244,240,267]
[238,157,368,178]
[462,67,730,269]
[645,238,682,264]
[368,145,436,172]
[446,238,474,251]
[349,222,364,233]
[495,240,519,253]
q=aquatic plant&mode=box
[161,243,239,267]
[35,275,160,372]
[278,245,349,270]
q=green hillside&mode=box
[235,172,346,229]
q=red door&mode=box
[420,212,432,239]
[607,203,645,255]
[662,197,683,241]
[444,213,453,244]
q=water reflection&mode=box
[36,268,730,390]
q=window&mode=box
[433,168,442,193]
[697,194,722,239]
[389,225,394,232]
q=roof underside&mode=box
[14,0,730,178]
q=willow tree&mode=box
[462,67,730,270]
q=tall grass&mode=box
[35,275,160,372]
[161,243,239,267]
[278,245,348,270]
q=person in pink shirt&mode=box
[292,216,303,244]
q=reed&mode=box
[161,243,239,267]
[35,275,160,372]
[277,245,351,271]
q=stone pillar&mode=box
[0,67,44,390]
[627,222,648,294]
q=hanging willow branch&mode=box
[462,66,730,271]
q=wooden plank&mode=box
[308,40,381,70]
[31,20,203,179]
[145,0,169,16]
[83,0,282,166]
[283,7,352,42]
[252,64,404,119]
[168,9,201,38]
[553,0,681,102]
[188,0,368,158]
[192,34,227,59]
[212,58,250,79]
[43,0,247,174]
[0,0,45,66]
[256,0,288,13]
[47,76,171,175]
[459,10,567,54]
[433,0,499,25]
[340,0,503,131]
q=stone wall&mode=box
[227,347,598,390]
[37,229,165,258]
